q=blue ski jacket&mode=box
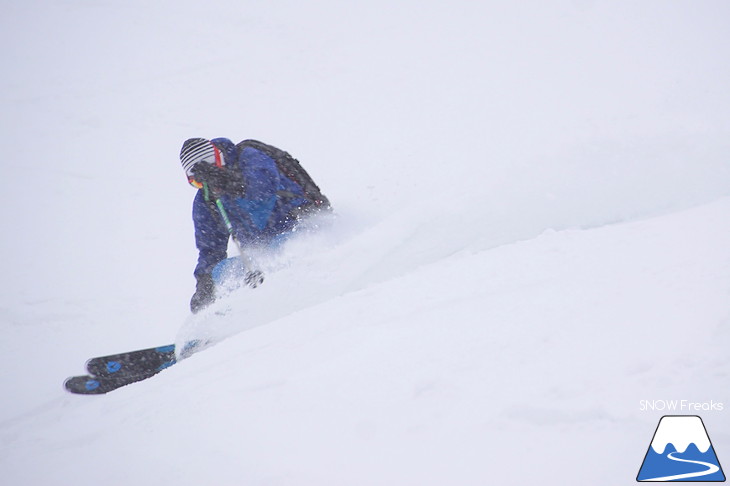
[192,138,311,277]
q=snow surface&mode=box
[1,1,730,484]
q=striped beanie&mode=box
[179,138,226,187]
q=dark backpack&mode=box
[236,139,331,210]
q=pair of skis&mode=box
[64,344,177,395]
[64,341,201,395]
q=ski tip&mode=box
[83,356,100,375]
[64,375,107,395]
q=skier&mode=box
[179,137,330,313]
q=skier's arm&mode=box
[192,190,229,277]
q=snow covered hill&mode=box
[1,1,729,485]
[2,197,729,485]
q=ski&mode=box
[85,344,177,377]
[64,370,163,395]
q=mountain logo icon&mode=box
[637,415,725,482]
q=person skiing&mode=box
[179,137,330,313]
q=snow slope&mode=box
[2,197,729,485]
[1,1,729,484]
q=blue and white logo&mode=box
[637,415,725,482]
